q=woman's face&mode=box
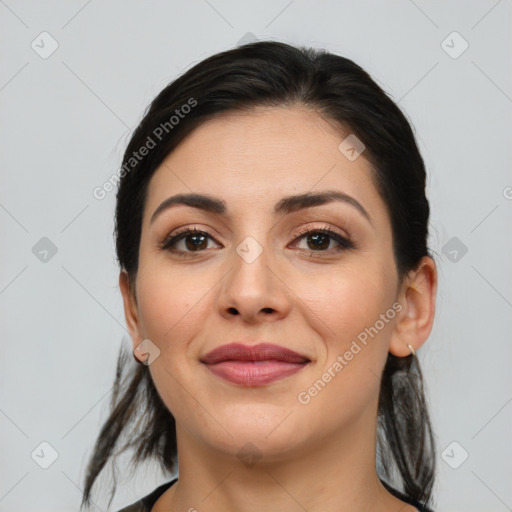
[123,106,405,461]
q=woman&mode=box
[81,40,438,512]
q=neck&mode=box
[153,398,414,512]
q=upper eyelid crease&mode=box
[159,225,354,253]
[149,190,372,228]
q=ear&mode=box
[389,256,437,357]
[119,270,144,358]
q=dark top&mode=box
[115,477,434,512]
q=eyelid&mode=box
[292,223,351,241]
[289,224,355,252]
[162,222,349,241]
[159,222,355,254]
[158,225,219,249]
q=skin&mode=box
[119,106,437,512]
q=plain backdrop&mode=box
[1,1,511,511]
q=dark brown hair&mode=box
[81,40,436,510]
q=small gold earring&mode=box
[407,344,416,357]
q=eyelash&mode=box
[158,225,355,257]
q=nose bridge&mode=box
[231,210,275,269]
[231,232,273,296]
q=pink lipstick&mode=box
[200,342,310,386]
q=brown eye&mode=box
[292,227,354,253]
[159,225,354,258]
[159,228,219,255]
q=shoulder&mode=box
[116,504,144,512]
[115,478,178,512]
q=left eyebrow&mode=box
[150,190,372,226]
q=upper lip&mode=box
[200,342,310,364]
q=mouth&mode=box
[200,342,311,387]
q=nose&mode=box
[216,240,291,324]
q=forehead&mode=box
[143,106,388,227]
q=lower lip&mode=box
[203,360,309,386]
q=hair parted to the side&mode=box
[81,40,436,510]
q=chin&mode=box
[201,414,308,461]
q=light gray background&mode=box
[1,1,511,511]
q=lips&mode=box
[200,342,310,365]
[200,343,310,386]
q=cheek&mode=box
[134,263,210,354]
[297,263,393,348]
[291,270,395,435]
[134,267,211,420]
